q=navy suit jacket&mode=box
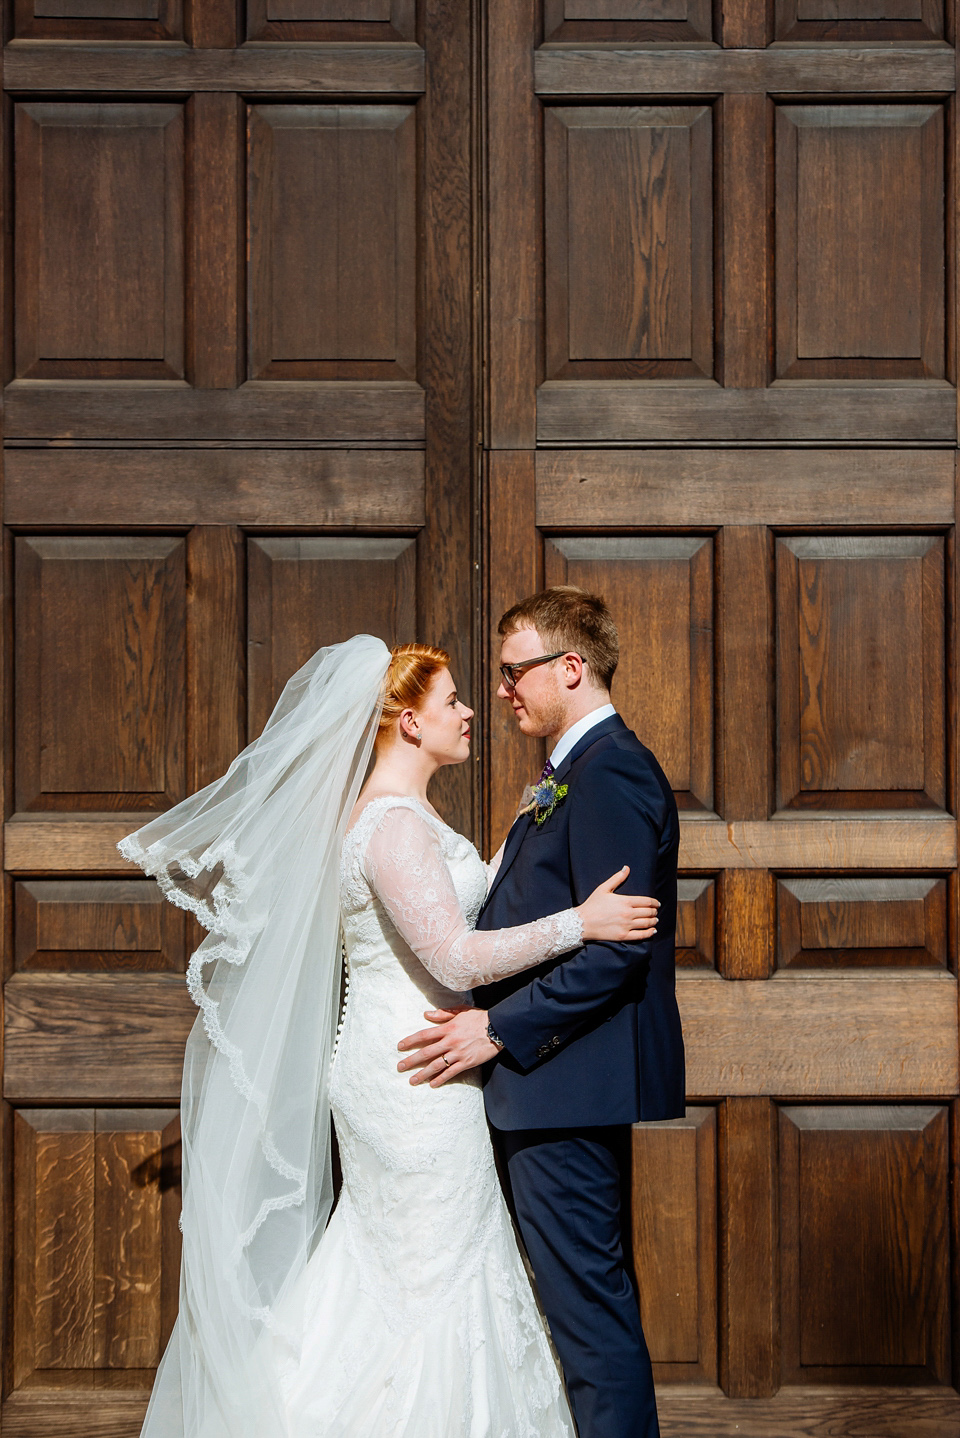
[474,714,685,1130]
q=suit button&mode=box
[551,1036,561,1048]
[536,1044,549,1058]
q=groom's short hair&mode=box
[499,586,619,691]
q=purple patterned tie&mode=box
[538,758,555,785]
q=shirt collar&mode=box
[549,703,617,771]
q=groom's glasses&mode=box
[499,651,569,691]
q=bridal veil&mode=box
[118,635,391,1438]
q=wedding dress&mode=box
[270,795,579,1437]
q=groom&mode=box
[398,586,684,1438]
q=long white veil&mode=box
[118,634,391,1437]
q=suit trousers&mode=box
[493,1124,660,1438]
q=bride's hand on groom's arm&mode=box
[397,1007,496,1087]
[578,866,659,943]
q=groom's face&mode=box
[497,627,567,739]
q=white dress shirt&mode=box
[549,703,617,771]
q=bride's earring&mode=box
[414,729,422,746]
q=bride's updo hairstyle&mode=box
[377,642,450,747]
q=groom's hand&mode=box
[397,1006,498,1087]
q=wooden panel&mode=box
[544,0,713,40]
[535,449,956,527]
[4,976,194,1102]
[13,0,182,39]
[14,881,184,973]
[776,537,945,810]
[187,94,243,389]
[657,1388,960,1434]
[5,450,426,528]
[186,528,245,794]
[680,816,957,870]
[777,877,948,969]
[4,381,426,443]
[13,1109,180,1387]
[15,104,184,380]
[249,105,416,381]
[720,1098,778,1396]
[533,44,957,95]
[676,877,715,970]
[678,972,958,1097]
[780,1106,950,1382]
[719,870,774,979]
[247,0,414,40]
[247,537,417,737]
[536,380,957,443]
[718,528,773,821]
[3,43,427,94]
[775,0,943,41]
[15,537,186,813]
[545,106,713,379]
[544,537,714,810]
[722,94,771,388]
[775,106,945,381]
[633,1108,717,1382]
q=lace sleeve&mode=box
[484,839,506,889]
[363,804,582,989]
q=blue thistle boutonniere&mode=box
[519,775,570,827]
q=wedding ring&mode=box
[441,1053,451,1066]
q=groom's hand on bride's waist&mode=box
[397,1007,498,1087]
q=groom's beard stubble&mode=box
[512,685,566,742]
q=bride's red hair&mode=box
[377,643,450,744]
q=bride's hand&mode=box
[577,867,659,942]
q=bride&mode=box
[119,635,658,1438]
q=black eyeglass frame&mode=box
[499,650,577,690]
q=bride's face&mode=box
[414,668,474,766]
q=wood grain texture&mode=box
[4,974,194,1101]
[679,971,959,1097]
[4,42,426,93]
[186,528,244,793]
[545,536,714,809]
[4,381,426,442]
[776,0,943,39]
[722,94,770,388]
[544,0,714,41]
[486,0,539,446]
[13,0,182,41]
[676,877,716,970]
[719,1097,778,1396]
[634,1108,717,1382]
[245,0,414,42]
[484,452,541,849]
[5,449,426,527]
[536,448,956,526]
[777,876,948,969]
[14,879,184,973]
[4,815,162,873]
[680,815,957,869]
[780,1106,949,1382]
[536,380,958,442]
[718,527,772,820]
[534,43,956,94]
[721,0,770,44]
[187,0,234,45]
[719,870,774,979]
[187,93,242,389]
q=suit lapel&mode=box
[483,713,627,910]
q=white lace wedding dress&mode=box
[269,795,580,1438]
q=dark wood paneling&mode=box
[13,1109,179,1388]
[3,43,427,94]
[13,0,181,41]
[5,450,426,528]
[777,877,948,969]
[536,381,957,443]
[775,106,945,381]
[4,976,193,1101]
[544,0,713,41]
[719,1096,779,1397]
[246,0,415,40]
[15,104,184,380]
[14,881,184,973]
[544,106,713,379]
[717,527,772,822]
[247,536,416,737]
[776,536,946,811]
[634,1108,717,1383]
[676,877,715,970]
[780,1105,950,1382]
[719,870,774,979]
[544,536,714,810]
[15,537,186,813]
[722,94,771,389]
[186,527,245,794]
[187,94,243,390]
[248,105,416,381]
[775,0,943,41]
[535,449,955,527]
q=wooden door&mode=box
[484,2,960,1432]
[0,3,474,1432]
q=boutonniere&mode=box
[519,775,569,827]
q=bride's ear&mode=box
[399,708,422,746]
